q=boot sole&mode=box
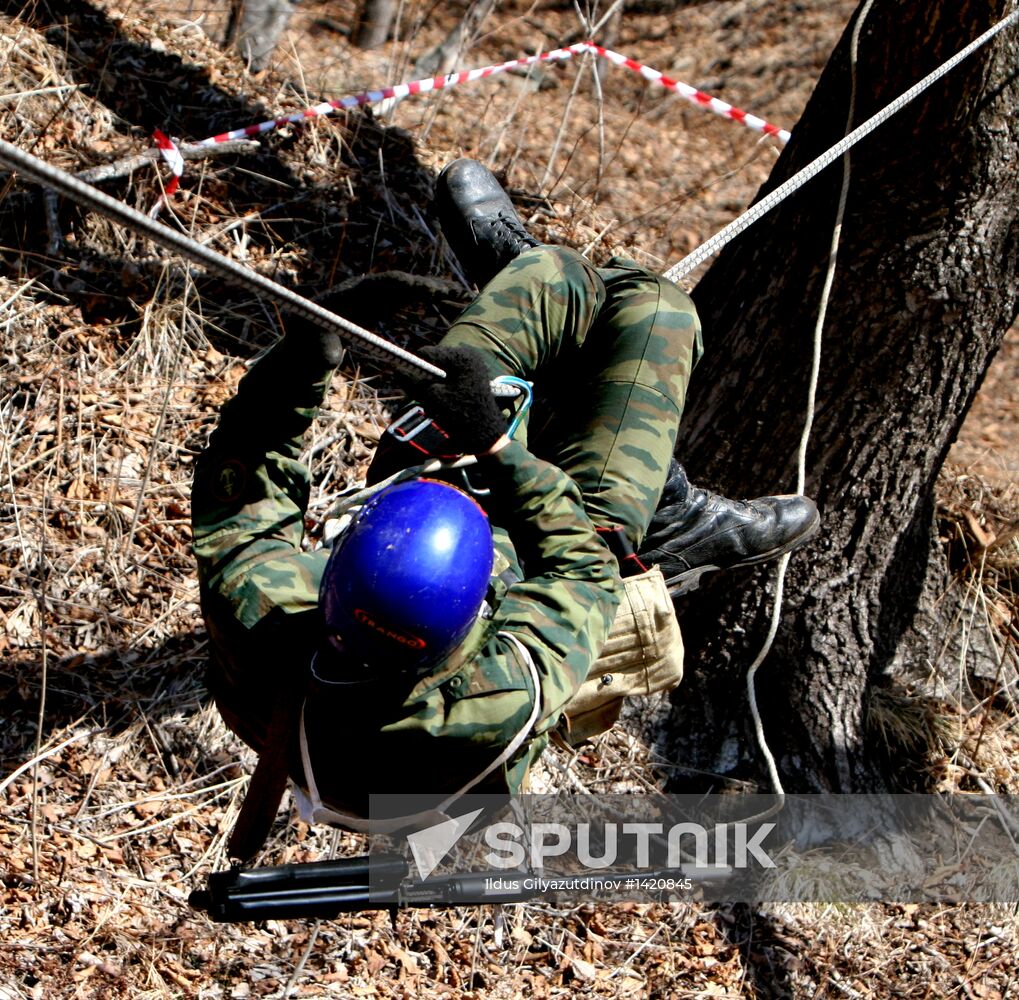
[664,510,821,597]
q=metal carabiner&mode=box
[493,376,534,440]
[386,404,433,443]
[459,376,534,497]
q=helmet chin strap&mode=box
[309,646,377,684]
[294,631,542,831]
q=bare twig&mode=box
[540,48,590,190]
[281,827,342,998]
[75,139,260,184]
[123,266,193,551]
[0,729,99,798]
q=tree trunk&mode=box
[408,0,498,80]
[668,0,1019,791]
[352,0,399,50]
[225,0,297,72]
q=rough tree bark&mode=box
[225,0,297,71]
[352,0,399,49]
[668,0,1019,791]
[407,0,498,80]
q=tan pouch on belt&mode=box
[560,565,684,746]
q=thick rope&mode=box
[665,5,1019,283]
[0,136,442,379]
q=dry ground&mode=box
[1,1,1017,997]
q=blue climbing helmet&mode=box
[320,478,495,672]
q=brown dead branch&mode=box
[75,139,261,184]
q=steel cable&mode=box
[0,136,518,398]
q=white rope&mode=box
[730,2,1016,820]
[737,0,878,825]
[665,4,1019,284]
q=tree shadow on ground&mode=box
[0,0,459,370]
[0,629,218,780]
[714,903,802,998]
[2,0,271,137]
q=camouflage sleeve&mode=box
[191,341,331,629]
[476,440,622,727]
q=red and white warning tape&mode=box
[586,43,791,143]
[150,40,789,200]
[199,42,592,145]
[153,129,184,191]
[149,128,185,215]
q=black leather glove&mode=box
[412,346,507,455]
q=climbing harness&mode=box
[318,373,533,522]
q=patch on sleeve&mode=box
[211,458,249,504]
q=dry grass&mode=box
[2,1,1018,997]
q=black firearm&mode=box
[189,855,728,923]
[189,854,537,922]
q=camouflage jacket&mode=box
[192,341,621,814]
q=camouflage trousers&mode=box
[439,246,702,546]
[189,246,703,815]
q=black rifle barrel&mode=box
[189,855,727,923]
[189,857,538,922]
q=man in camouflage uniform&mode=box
[192,160,817,855]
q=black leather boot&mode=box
[640,462,820,594]
[436,158,542,288]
